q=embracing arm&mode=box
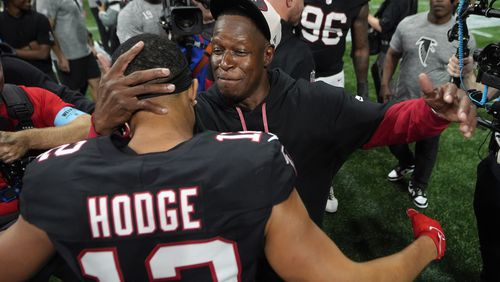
[265,190,439,281]
[351,3,370,98]
[20,114,90,149]
[0,114,90,163]
[0,216,55,281]
[363,74,477,149]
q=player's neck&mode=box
[127,114,194,154]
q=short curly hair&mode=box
[111,33,190,80]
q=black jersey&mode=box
[299,0,368,76]
[270,21,315,81]
[20,131,295,281]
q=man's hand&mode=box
[0,131,29,164]
[380,84,392,103]
[93,41,176,135]
[420,73,477,138]
[447,55,474,78]
[57,56,70,73]
[407,208,446,260]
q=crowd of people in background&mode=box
[0,0,498,281]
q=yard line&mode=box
[471,30,494,38]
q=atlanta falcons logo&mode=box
[416,36,438,67]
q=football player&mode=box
[298,0,370,212]
[0,33,446,282]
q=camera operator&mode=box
[448,54,500,282]
[0,57,91,228]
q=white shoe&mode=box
[408,181,428,209]
[387,164,415,182]
[325,186,338,213]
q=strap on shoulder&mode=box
[1,84,35,130]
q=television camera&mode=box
[159,0,210,37]
[448,0,500,134]
[159,0,211,70]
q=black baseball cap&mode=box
[210,0,271,41]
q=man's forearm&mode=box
[360,236,436,281]
[351,3,370,86]
[15,45,50,61]
[20,115,91,150]
[353,53,369,85]
[381,50,399,87]
[368,14,381,32]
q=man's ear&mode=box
[188,79,199,104]
[263,44,275,68]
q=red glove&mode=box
[407,208,446,260]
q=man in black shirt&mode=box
[0,0,56,81]
[93,0,476,230]
[0,33,446,281]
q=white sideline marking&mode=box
[471,30,493,38]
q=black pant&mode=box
[389,134,441,189]
[56,54,100,95]
[371,50,387,103]
[474,152,500,282]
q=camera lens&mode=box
[174,13,197,29]
[170,7,203,35]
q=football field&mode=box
[337,1,500,281]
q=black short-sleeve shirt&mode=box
[0,10,54,73]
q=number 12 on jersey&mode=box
[78,238,242,281]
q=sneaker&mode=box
[325,186,338,213]
[408,182,428,209]
[387,164,415,182]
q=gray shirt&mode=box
[390,12,475,100]
[37,0,91,60]
[116,0,166,43]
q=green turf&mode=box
[337,1,500,281]
[76,1,499,281]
